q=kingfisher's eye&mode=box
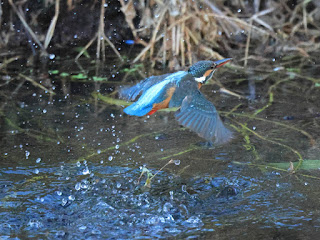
[211,64,216,69]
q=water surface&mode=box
[0,54,320,239]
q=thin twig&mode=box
[223,111,315,146]
[44,0,59,49]
[237,121,304,164]
[0,56,19,71]
[8,0,45,52]
[149,7,167,60]
[250,8,275,32]
[149,159,175,181]
[244,19,253,67]
[75,34,97,60]
[18,73,55,95]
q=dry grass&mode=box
[1,0,319,67]
[119,0,320,68]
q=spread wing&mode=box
[121,71,187,117]
[123,80,175,116]
[170,78,233,144]
[118,73,171,101]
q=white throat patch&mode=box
[194,70,215,83]
[194,76,206,83]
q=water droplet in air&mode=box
[61,198,67,206]
[75,183,81,191]
[82,167,90,175]
[169,191,174,200]
[25,151,30,159]
[68,195,75,201]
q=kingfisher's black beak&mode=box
[214,58,232,68]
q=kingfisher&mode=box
[119,58,233,145]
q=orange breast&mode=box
[147,87,176,115]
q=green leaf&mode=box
[315,83,320,87]
[71,73,88,80]
[121,64,144,73]
[60,72,70,77]
[92,76,108,82]
[48,70,59,74]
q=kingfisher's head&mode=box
[188,58,232,84]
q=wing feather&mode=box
[194,115,205,134]
[119,74,171,101]
[179,112,193,126]
[119,71,188,102]
[172,79,233,144]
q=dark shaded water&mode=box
[1,55,320,239]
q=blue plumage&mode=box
[119,59,233,144]
[123,103,153,116]
[121,71,186,116]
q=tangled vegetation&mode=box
[0,0,319,67]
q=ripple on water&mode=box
[0,161,319,239]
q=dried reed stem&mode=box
[19,73,55,95]
[0,0,2,27]
[185,28,192,64]
[44,0,59,49]
[8,0,45,52]
[97,0,106,60]
[162,22,167,66]
[180,21,185,66]
[75,34,97,61]
[244,19,253,67]
[76,0,122,61]
[250,8,275,32]
[119,0,137,39]
[175,24,180,56]
[149,7,167,60]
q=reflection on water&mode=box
[0,57,320,239]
